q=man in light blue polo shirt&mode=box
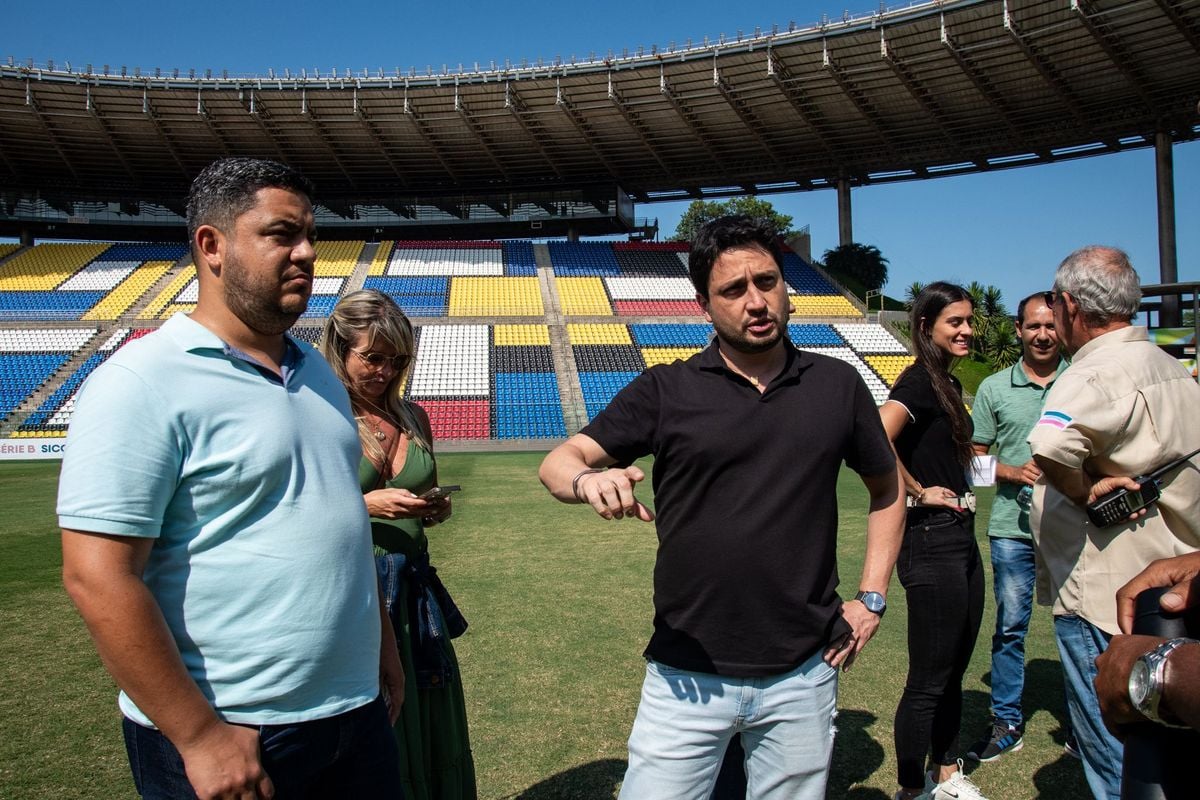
[966,291,1065,763]
[60,158,404,799]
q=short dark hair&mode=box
[186,158,315,245]
[1015,291,1051,325]
[687,215,784,297]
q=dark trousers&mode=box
[122,695,403,799]
[893,511,985,789]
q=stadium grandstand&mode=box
[1,0,1197,455]
[0,236,917,452]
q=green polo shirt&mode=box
[971,357,1066,540]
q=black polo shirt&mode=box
[582,339,895,677]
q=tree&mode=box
[904,281,926,310]
[821,243,889,291]
[670,196,794,242]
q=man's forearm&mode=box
[860,470,906,593]
[1162,643,1200,730]
[995,462,1025,484]
[1034,454,1092,506]
[539,435,614,504]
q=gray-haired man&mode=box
[1029,245,1200,800]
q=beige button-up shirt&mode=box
[1028,326,1200,634]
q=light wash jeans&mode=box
[618,650,838,800]
[987,536,1036,727]
[1054,614,1124,800]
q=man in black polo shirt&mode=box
[539,215,906,800]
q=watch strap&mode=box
[1133,637,1197,727]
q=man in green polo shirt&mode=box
[966,291,1066,763]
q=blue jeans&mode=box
[122,695,403,799]
[987,536,1036,727]
[1054,615,1123,800]
[618,650,838,800]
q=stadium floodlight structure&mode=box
[0,0,1197,259]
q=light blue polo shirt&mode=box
[971,357,1065,540]
[58,313,380,726]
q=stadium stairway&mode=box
[1,326,105,436]
[535,243,589,433]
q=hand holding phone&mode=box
[420,485,461,502]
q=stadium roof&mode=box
[1,0,1198,210]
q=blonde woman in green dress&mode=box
[321,289,476,799]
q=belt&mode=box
[906,491,977,513]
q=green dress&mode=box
[360,440,477,800]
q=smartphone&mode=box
[419,485,461,501]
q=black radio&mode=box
[1086,447,1200,528]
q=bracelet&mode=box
[571,468,605,502]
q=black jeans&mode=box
[893,510,985,789]
[123,695,403,799]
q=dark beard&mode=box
[221,267,307,336]
[721,331,781,354]
[712,316,783,354]
[223,284,304,335]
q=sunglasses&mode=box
[1042,291,1060,308]
[351,349,410,370]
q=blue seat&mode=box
[578,370,641,420]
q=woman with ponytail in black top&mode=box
[882,282,990,800]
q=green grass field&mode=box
[0,455,1089,799]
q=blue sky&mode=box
[7,0,1197,309]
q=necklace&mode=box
[718,348,782,390]
[729,363,769,388]
[359,409,394,442]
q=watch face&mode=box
[1129,659,1152,709]
[858,592,886,613]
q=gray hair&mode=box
[1054,245,1141,326]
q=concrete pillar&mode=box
[20,228,34,246]
[567,225,579,243]
[1155,130,1180,327]
[837,179,853,246]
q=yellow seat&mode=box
[789,295,862,318]
[567,323,630,346]
[0,242,110,290]
[494,324,551,346]
[83,261,173,320]
[448,277,542,316]
[556,277,612,316]
[369,241,394,276]
[140,267,197,319]
[641,347,702,367]
[314,240,365,277]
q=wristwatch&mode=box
[1128,637,1196,727]
[855,591,887,618]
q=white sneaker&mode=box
[928,760,989,800]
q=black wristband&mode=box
[571,468,605,502]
